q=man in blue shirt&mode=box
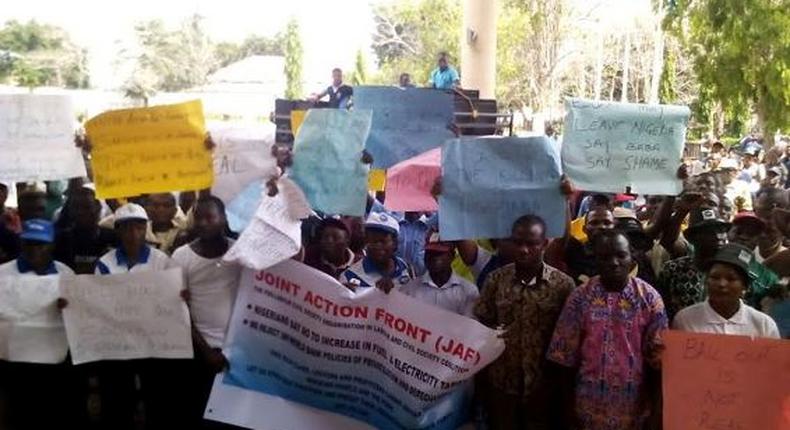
[429,52,460,90]
[397,211,438,276]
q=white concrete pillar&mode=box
[461,0,498,99]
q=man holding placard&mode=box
[0,219,76,429]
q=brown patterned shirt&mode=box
[474,263,575,398]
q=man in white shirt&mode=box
[400,231,479,317]
[0,219,76,428]
[95,203,172,274]
[171,196,240,427]
[341,212,414,293]
[93,203,175,429]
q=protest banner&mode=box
[368,169,386,192]
[224,177,311,270]
[562,97,690,195]
[0,275,68,364]
[439,136,566,240]
[662,330,790,430]
[385,147,440,212]
[354,86,455,169]
[60,268,193,365]
[86,100,213,199]
[290,109,371,216]
[0,94,86,182]
[206,260,504,430]
[209,123,278,203]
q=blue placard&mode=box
[290,109,372,217]
[439,136,566,240]
[354,86,455,169]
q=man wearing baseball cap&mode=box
[95,203,172,274]
[91,203,174,430]
[399,231,478,317]
[0,219,73,277]
[340,211,413,293]
[0,219,76,429]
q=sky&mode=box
[1,0,650,90]
[0,0,378,89]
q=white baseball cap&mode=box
[114,203,149,225]
[364,211,400,236]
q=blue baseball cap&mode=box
[20,219,55,243]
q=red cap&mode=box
[614,194,636,203]
[424,231,455,253]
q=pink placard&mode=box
[384,148,441,212]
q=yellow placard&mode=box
[368,169,386,192]
[86,100,212,199]
[291,110,306,138]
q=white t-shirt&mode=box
[172,242,240,348]
[400,272,480,318]
[673,300,780,339]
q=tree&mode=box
[665,0,790,145]
[350,49,368,85]
[0,20,89,89]
[214,34,285,68]
[371,0,461,85]
[283,18,303,99]
[121,14,216,92]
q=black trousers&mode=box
[0,360,81,430]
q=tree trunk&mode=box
[621,31,631,103]
[649,1,665,104]
[594,30,604,100]
[755,97,774,149]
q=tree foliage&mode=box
[122,15,216,92]
[283,18,304,99]
[350,49,368,86]
[0,20,89,89]
[665,0,790,142]
[371,0,461,86]
[215,34,285,68]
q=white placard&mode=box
[60,268,193,364]
[0,94,86,182]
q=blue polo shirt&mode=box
[430,66,459,90]
[397,214,438,276]
[340,256,413,290]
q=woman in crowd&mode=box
[673,243,780,338]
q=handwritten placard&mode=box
[209,123,278,203]
[0,94,86,182]
[439,136,566,240]
[290,109,371,216]
[86,100,212,199]
[662,330,790,430]
[0,275,68,364]
[385,147,440,212]
[60,268,193,364]
[354,86,455,168]
[562,97,690,195]
[224,177,310,270]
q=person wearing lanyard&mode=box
[0,219,77,429]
